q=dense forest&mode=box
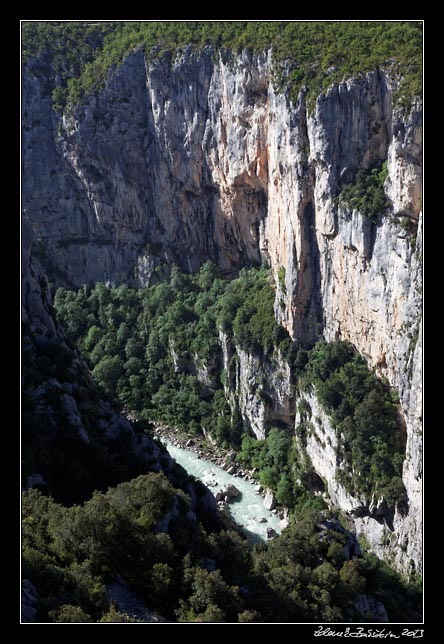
[22,21,422,110]
[23,476,421,622]
[53,264,406,514]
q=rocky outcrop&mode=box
[21,579,39,623]
[355,594,388,623]
[219,331,294,440]
[22,46,422,573]
[106,580,168,623]
[295,391,361,512]
[215,483,240,501]
[295,387,421,575]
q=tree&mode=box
[116,322,132,347]
[177,568,242,623]
[124,357,142,376]
[198,260,219,290]
[92,355,123,397]
[260,466,279,489]
[83,325,102,353]
[276,473,294,507]
[267,428,292,470]
[199,604,226,622]
[339,560,366,594]
[50,604,92,623]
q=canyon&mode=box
[22,45,422,575]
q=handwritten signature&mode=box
[314,627,424,639]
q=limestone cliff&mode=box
[22,46,422,573]
[219,331,294,440]
[295,388,421,575]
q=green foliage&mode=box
[22,405,420,625]
[99,606,144,622]
[91,355,123,399]
[54,265,289,446]
[23,475,200,621]
[337,161,389,223]
[277,266,286,294]
[305,340,406,506]
[23,479,422,622]
[21,22,118,109]
[276,473,294,507]
[22,21,422,112]
[237,427,296,507]
[357,553,422,622]
[175,568,241,622]
[49,605,92,622]
[54,269,406,515]
[250,510,354,621]
[238,609,262,622]
[232,268,284,355]
[23,261,422,622]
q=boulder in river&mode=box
[216,483,240,501]
[264,489,276,510]
[225,483,241,499]
[266,527,277,539]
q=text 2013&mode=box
[314,627,424,638]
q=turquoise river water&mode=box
[162,440,282,543]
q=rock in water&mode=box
[224,483,241,499]
[264,489,276,510]
[216,483,241,501]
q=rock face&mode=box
[355,594,388,623]
[295,388,421,575]
[106,580,167,623]
[219,331,294,440]
[295,391,362,513]
[22,47,422,573]
[21,579,39,623]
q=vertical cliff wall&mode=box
[22,46,422,573]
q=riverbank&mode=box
[153,423,289,530]
[162,439,284,542]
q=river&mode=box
[162,440,282,544]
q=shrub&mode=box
[22,22,422,113]
[337,161,389,224]
[305,340,405,505]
